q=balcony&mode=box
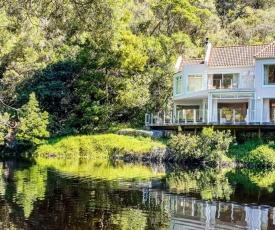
[145,108,259,126]
[207,74,254,90]
[208,79,237,90]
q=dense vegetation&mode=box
[168,127,233,163]
[0,0,275,147]
[228,139,275,166]
[35,134,166,157]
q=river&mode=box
[0,157,274,229]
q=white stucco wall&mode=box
[255,59,275,122]
[172,61,275,122]
[173,63,207,100]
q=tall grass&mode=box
[35,134,166,157]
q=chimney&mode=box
[205,37,209,46]
[204,38,211,64]
[174,56,182,73]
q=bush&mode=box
[228,140,275,166]
[167,133,202,161]
[167,127,233,163]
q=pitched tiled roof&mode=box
[254,41,275,58]
[176,59,204,73]
[182,59,204,65]
[177,42,275,71]
[208,44,268,67]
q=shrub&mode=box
[200,128,233,162]
[168,127,233,163]
[229,140,275,166]
[167,133,202,161]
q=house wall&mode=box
[206,66,254,88]
[255,59,275,122]
[173,63,207,100]
[173,60,275,122]
[174,65,255,100]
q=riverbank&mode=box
[35,134,168,160]
[35,131,275,167]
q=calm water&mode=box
[0,158,275,229]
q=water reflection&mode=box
[0,158,274,229]
[165,167,234,200]
[166,194,274,229]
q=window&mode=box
[208,73,239,89]
[264,65,275,85]
[187,74,202,93]
[175,76,182,95]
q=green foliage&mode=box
[167,133,202,161]
[13,165,47,218]
[17,93,49,145]
[166,167,234,200]
[167,127,233,163]
[35,134,166,157]
[200,127,233,161]
[111,209,147,230]
[35,158,165,181]
[15,61,79,136]
[0,0,275,136]
[0,113,10,145]
[228,140,275,166]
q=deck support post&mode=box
[258,128,261,138]
[194,128,197,135]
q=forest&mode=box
[0,0,275,146]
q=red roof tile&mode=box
[176,58,204,73]
[208,44,268,67]
[254,41,275,58]
[182,59,204,65]
[177,43,275,71]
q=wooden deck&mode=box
[146,122,275,136]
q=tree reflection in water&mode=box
[165,166,234,201]
[0,159,273,229]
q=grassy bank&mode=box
[228,140,275,166]
[35,130,275,167]
[35,134,166,157]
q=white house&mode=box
[172,40,275,124]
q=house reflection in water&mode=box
[165,195,274,229]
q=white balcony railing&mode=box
[207,76,254,90]
[208,79,238,90]
[145,108,260,126]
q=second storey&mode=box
[173,42,275,101]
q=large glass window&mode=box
[187,74,202,93]
[175,76,182,95]
[264,65,275,85]
[209,73,239,89]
